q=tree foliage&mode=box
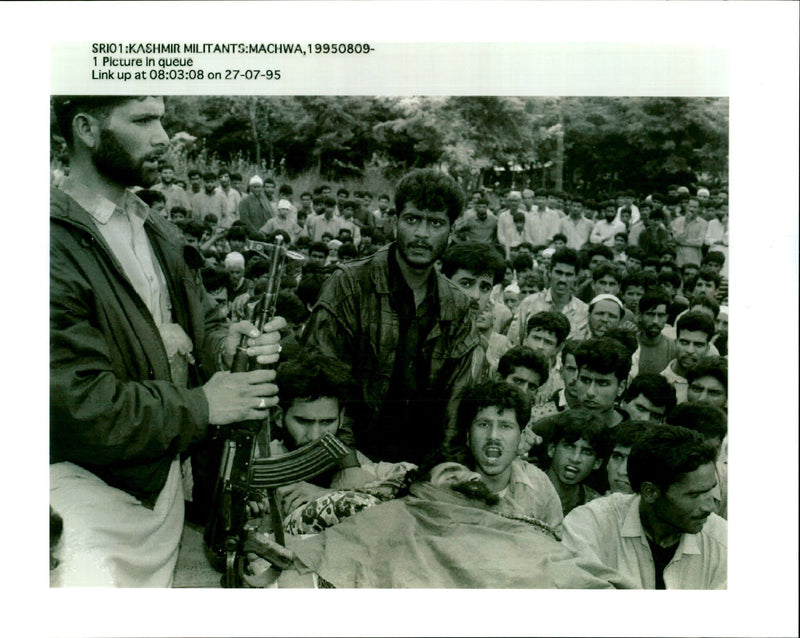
[54,95,728,196]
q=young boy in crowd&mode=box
[619,373,677,422]
[661,311,715,403]
[574,337,632,428]
[544,409,610,515]
[604,420,653,494]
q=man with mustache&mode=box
[562,426,726,589]
[449,380,564,531]
[50,96,285,586]
[661,311,715,403]
[303,169,477,465]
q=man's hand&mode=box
[222,316,286,368]
[518,425,543,457]
[277,482,332,514]
[202,368,279,425]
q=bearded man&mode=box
[50,96,285,586]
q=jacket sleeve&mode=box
[50,248,211,468]
[301,268,358,360]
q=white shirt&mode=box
[562,493,727,589]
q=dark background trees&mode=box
[52,96,728,197]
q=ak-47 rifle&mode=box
[203,238,355,587]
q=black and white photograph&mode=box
[6,1,800,637]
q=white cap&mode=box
[277,198,292,210]
[224,252,245,268]
[589,293,625,312]
[249,175,263,186]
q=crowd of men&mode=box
[50,96,729,589]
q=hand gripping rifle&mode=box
[203,238,355,587]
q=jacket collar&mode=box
[369,244,461,322]
[622,494,702,556]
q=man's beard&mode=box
[451,479,499,506]
[92,128,159,188]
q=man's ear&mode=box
[273,406,285,429]
[640,481,661,504]
[547,442,556,459]
[592,457,603,471]
[616,379,627,401]
[73,112,101,150]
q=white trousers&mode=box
[50,459,184,587]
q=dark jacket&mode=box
[237,193,274,233]
[50,187,228,507]
[302,245,478,461]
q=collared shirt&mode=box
[454,210,498,244]
[562,493,727,589]
[306,213,345,243]
[151,182,190,215]
[661,359,689,403]
[215,186,242,228]
[671,215,708,266]
[61,179,171,327]
[507,288,589,345]
[191,190,226,222]
[527,208,561,247]
[495,458,564,532]
[559,216,594,250]
[590,219,627,247]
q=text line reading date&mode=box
[224,69,281,80]
[309,43,373,54]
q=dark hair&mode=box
[621,271,647,294]
[275,291,310,326]
[592,261,622,283]
[638,287,671,314]
[552,232,568,245]
[609,420,654,449]
[548,408,611,459]
[394,168,465,224]
[309,241,329,257]
[337,188,349,197]
[702,251,726,267]
[686,355,728,394]
[676,311,715,341]
[550,248,579,272]
[170,206,189,219]
[526,311,571,346]
[627,425,717,492]
[52,96,149,148]
[584,244,614,264]
[690,293,720,319]
[231,172,243,182]
[497,346,550,387]
[279,184,293,196]
[693,267,722,290]
[226,226,248,242]
[625,373,677,412]
[296,271,328,308]
[657,270,681,289]
[575,337,632,383]
[137,189,166,207]
[218,167,231,178]
[338,242,359,261]
[511,253,534,272]
[454,381,529,448]
[263,177,276,187]
[182,220,205,239]
[665,403,727,443]
[313,195,337,209]
[202,171,217,182]
[642,257,661,270]
[604,326,638,357]
[441,242,506,284]
[187,169,201,179]
[378,193,391,202]
[276,349,353,412]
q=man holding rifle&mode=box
[50,96,285,586]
